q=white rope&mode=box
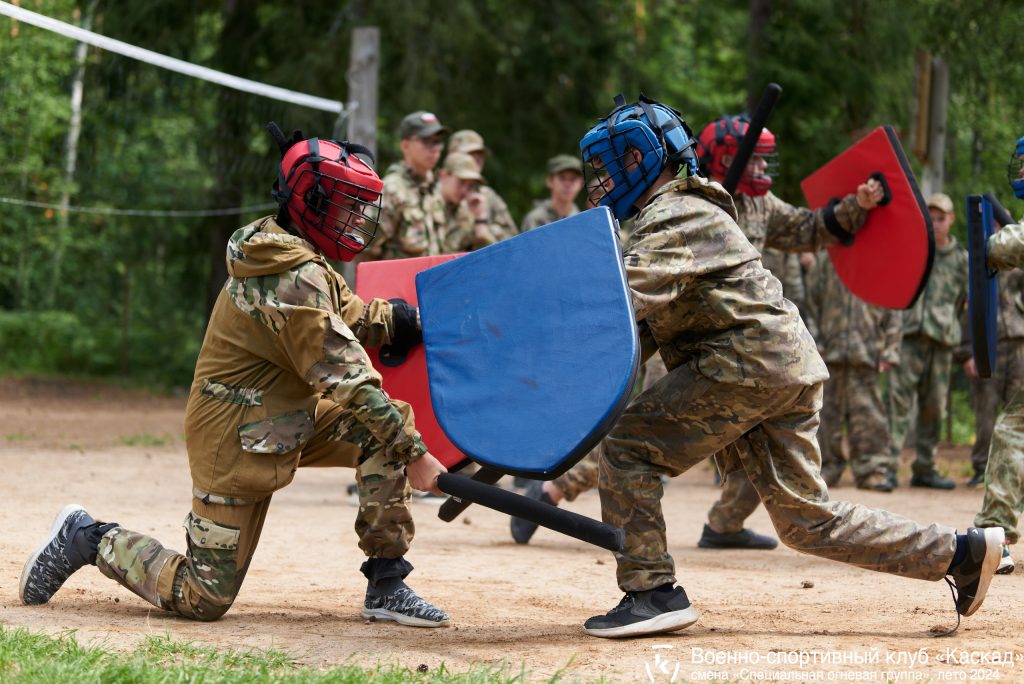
[0,1,344,114]
[0,196,276,218]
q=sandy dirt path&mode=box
[1,377,1022,682]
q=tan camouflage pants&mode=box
[706,467,761,534]
[974,387,1024,543]
[887,335,953,476]
[598,363,956,592]
[819,363,893,485]
[95,398,414,620]
[970,340,1024,473]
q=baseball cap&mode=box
[547,154,583,176]
[926,192,954,214]
[398,111,450,140]
[442,152,485,183]
[448,130,489,155]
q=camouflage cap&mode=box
[448,130,489,155]
[547,154,583,176]
[927,192,954,214]
[442,152,486,183]
[399,111,450,140]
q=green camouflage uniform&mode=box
[475,185,517,241]
[975,222,1024,542]
[520,199,580,233]
[364,162,447,260]
[965,261,1024,474]
[804,252,902,487]
[887,238,968,477]
[706,191,867,531]
[442,191,509,252]
[95,217,427,620]
[598,176,954,593]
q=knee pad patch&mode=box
[184,512,240,550]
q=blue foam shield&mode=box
[967,194,998,378]
[416,207,639,479]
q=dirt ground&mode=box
[1,376,1023,682]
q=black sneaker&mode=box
[947,527,1004,616]
[584,585,699,638]
[20,504,96,605]
[966,472,986,489]
[362,582,450,628]
[697,524,778,550]
[910,471,956,490]
[510,480,554,545]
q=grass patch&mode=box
[4,431,31,442]
[0,627,553,683]
[120,433,171,447]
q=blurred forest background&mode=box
[0,0,1021,443]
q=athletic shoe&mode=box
[510,480,555,544]
[20,504,96,605]
[966,472,986,489]
[697,524,778,550]
[996,545,1015,575]
[583,585,699,638]
[362,582,449,627]
[947,527,1004,617]
[856,472,894,492]
[910,471,956,489]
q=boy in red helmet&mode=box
[19,125,451,628]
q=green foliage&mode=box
[0,627,541,683]
[1,0,1022,389]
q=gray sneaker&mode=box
[947,527,1004,617]
[20,504,96,605]
[362,582,450,628]
[996,545,1015,575]
[583,585,699,638]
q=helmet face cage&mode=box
[290,167,381,260]
[699,116,779,196]
[1009,136,1024,200]
[579,97,698,220]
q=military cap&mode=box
[927,192,954,214]
[547,154,583,176]
[398,111,450,140]
[448,130,489,155]
[442,152,486,183]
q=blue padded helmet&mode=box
[579,94,699,220]
[1009,135,1024,200]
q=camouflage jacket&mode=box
[520,199,579,232]
[624,176,827,389]
[184,216,427,501]
[989,221,1024,271]
[733,189,866,307]
[366,161,444,260]
[983,221,1024,342]
[441,192,508,252]
[901,237,968,348]
[733,190,868,254]
[805,251,903,367]
[477,185,518,241]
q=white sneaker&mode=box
[997,545,1015,575]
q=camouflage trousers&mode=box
[888,335,953,476]
[598,362,955,592]
[551,355,669,501]
[970,339,1024,473]
[706,468,761,534]
[974,387,1024,543]
[95,398,414,620]
[819,363,893,485]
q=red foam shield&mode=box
[355,255,468,469]
[801,125,934,309]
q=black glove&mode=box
[379,298,423,367]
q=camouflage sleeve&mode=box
[988,223,1024,270]
[486,188,518,241]
[763,192,868,252]
[803,254,824,343]
[231,263,427,464]
[519,207,544,233]
[637,320,659,365]
[879,308,903,366]
[623,220,696,322]
[335,284,396,349]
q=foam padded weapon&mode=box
[984,192,1015,228]
[721,83,782,195]
[967,194,998,379]
[801,125,934,309]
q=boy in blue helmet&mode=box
[972,134,1024,574]
[577,94,1003,638]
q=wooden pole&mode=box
[342,26,379,286]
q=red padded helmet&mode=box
[697,115,777,197]
[268,123,383,261]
